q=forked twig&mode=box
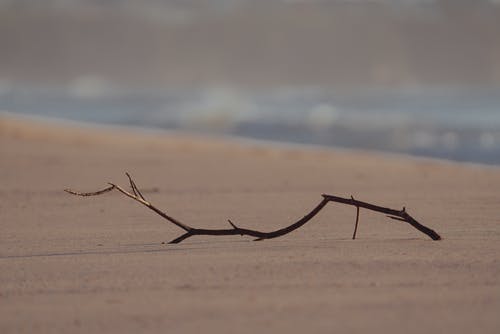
[64,173,441,244]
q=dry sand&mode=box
[1,115,499,333]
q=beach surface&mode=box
[1,115,499,333]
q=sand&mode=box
[1,114,499,333]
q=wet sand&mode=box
[1,115,499,333]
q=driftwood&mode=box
[64,173,441,243]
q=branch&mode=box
[321,194,441,241]
[64,173,441,244]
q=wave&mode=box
[1,84,499,164]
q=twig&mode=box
[351,195,360,240]
[64,173,441,244]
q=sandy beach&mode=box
[1,114,499,333]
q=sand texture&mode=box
[1,115,499,333]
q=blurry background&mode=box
[1,0,499,164]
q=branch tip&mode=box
[64,185,115,197]
[352,198,361,240]
[124,172,145,200]
[228,219,238,229]
[387,215,407,222]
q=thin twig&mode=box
[65,173,442,243]
[64,185,115,197]
[126,172,145,200]
[351,195,360,240]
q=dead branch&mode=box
[64,173,441,243]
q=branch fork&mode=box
[64,173,441,244]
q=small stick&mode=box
[351,195,360,240]
[65,173,442,244]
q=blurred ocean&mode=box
[1,0,500,164]
[2,84,499,165]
